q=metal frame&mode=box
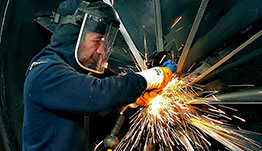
[119,22,147,70]
[177,0,209,75]
[189,29,262,85]
[104,0,147,70]
[153,0,164,52]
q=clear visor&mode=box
[75,13,118,74]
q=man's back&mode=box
[23,62,86,151]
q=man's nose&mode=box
[97,43,105,55]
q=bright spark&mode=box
[115,77,261,151]
[171,16,182,28]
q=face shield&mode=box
[75,13,119,74]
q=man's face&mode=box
[77,32,105,67]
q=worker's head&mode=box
[77,32,105,68]
[73,1,120,74]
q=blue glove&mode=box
[162,60,177,74]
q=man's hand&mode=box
[135,60,177,106]
[135,89,162,106]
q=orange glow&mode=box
[115,77,260,151]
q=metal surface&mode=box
[177,0,209,75]
[153,0,164,52]
[189,29,262,85]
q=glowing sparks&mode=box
[171,16,182,28]
[232,115,246,122]
[148,95,165,116]
[115,77,261,151]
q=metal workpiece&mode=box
[184,61,211,81]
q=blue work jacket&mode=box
[22,0,147,150]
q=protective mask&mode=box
[75,13,118,73]
[72,1,119,74]
[52,1,119,73]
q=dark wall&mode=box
[0,0,62,150]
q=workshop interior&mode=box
[1,0,262,150]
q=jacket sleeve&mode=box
[26,62,147,116]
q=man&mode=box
[22,0,177,150]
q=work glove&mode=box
[135,60,177,106]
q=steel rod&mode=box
[154,0,164,52]
[177,0,209,75]
[190,29,262,85]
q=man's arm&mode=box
[25,62,147,116]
